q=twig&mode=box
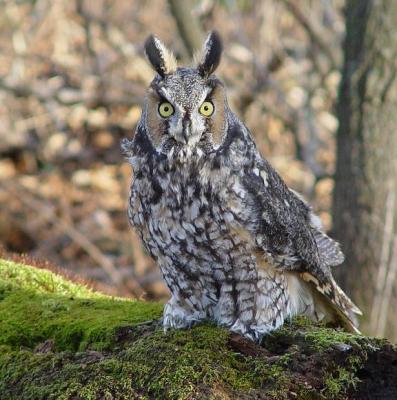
[0,77,142,107]
[76,0,106,98]
[282,0,337,70]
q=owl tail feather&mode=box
[301,273,362,334]
[326,276,362,334]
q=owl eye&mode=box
[199,101,214,117]
[158,102,174,118]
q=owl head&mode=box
[137,31,231,155]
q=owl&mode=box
[122,31,361,342]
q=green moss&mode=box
[0,324,292,400]
[119,325,290,398]
[324,366,358,398]
[322,353,367,398]
[0,349,142,400]
[0,259,162,351]
[0,258,394,399]
[264,317,383,353]
[0,259,292,399]
[0,259,98,297]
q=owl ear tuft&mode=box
[197,31,223,78]
[144,34,177,77]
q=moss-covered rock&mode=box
[0,259,396,399]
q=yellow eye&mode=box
[199,101,214,117]
[158,102,174,118]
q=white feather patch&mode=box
[153,36,177,74]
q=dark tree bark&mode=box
[333,0,397,339]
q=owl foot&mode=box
[163,297,207,331]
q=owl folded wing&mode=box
[229,135,362,330]
[238,154,342,271]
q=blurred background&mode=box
[1,0,396,340]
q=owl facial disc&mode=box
[141,31,227,154]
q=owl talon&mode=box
[163,297,206,331]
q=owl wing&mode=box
[224,122,361,330]
[238,154,343,271]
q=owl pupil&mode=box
[204,106,208,111]
[164,106,169,111]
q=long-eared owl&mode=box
[122,31,361,342]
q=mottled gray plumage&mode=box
[123,32,361,341]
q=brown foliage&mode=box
[0,0,344,300]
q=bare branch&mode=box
[282,0,337,70]
[167,0,204,57]
[0,77,142,107]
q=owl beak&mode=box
[182,114,192,144]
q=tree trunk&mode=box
[333,0,397,340]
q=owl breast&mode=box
[128,152,291,335]
[131,157,248,283]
